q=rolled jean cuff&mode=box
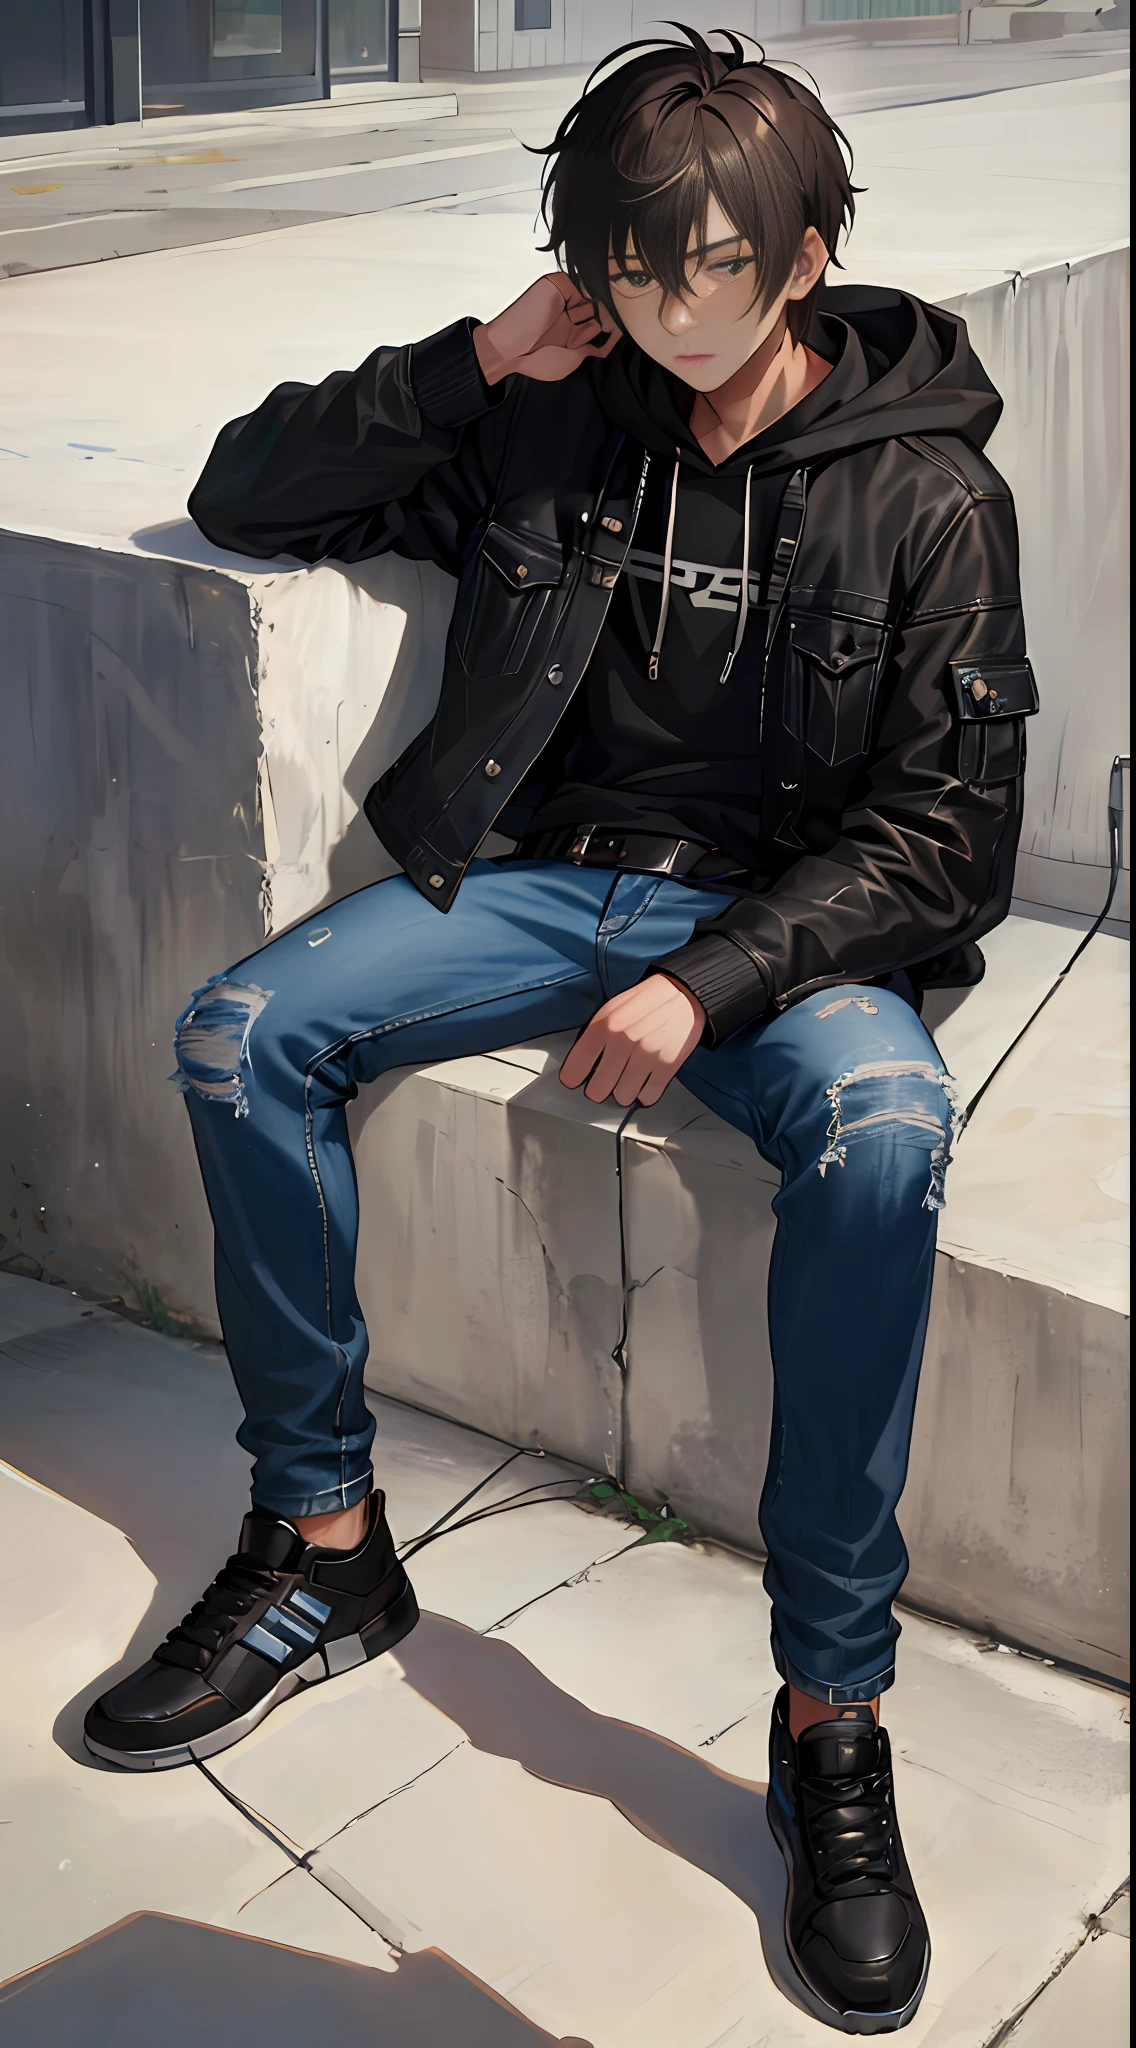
[772,1632,895,1705]
[250,1466,374,1520]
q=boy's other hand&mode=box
[559,975,706,1109]
[474,274,619,386]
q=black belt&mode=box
[515,825,750,882]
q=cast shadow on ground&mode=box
[0,1312,254,1769]
[393,1610,807,2021]
[3,1292,802,2017]
[5,1312,807,2024]
[0,1910,589,2048]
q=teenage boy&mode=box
[85,31,1035,2035]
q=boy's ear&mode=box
[785,227,829,302]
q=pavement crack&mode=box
[981,1878,1131,2047]
[307,1739,469,1853]
[194,1758,304,1864]
[698,1712,752,1750]
[232,1863,299,1917]
[482,1534,644,1636]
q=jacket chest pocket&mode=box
[786,616,886,767]
[454,521,566,680]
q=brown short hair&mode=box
[539,28,858,343]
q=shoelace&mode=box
[799,1758,899,1898]
[153,1555,279,1670]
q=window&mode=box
[329,0,389,70]
[515,0,552,29]
[213,2,284,56]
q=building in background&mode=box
[417,0,963,78]
[0,1,416,134]
[4,1,1111,132]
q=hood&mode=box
[590,283,1003,477]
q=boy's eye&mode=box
[611,270,654,291]
[709,256,751,280]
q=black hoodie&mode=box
[523,289,1004,868]
[189,285,1032,1042]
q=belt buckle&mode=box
[567,826,596,863]
[657,838,688,875]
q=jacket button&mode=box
[546,664,563,685]
[484,759,502,778]
[428,873,445,889]
[515,564,528,580]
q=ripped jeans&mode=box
[175,859,960,1705]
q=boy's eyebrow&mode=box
[607,233,747,272]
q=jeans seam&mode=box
[303,968,592,1081]
[596,878,664,996]
[302,1075,332,1340]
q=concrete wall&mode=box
[0,531,452,1327]
[941,250,1131,919]
[0,537,262,1323]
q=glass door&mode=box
[329,0,397,79]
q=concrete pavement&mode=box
[0,1270,1129,2043]
[0,25,1128,280]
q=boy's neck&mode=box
[690,318,832,466]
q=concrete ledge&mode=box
[352,922,1129,1683]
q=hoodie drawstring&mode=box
[648,447,681,681]
[719,462,753,687]
[647,450,755,686]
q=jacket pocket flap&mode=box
[480,522,565,591]
[949,658,1038,721]
[790,617,883,675]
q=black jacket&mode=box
[189,285,1037,1043]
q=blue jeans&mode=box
[175,860,959,1704]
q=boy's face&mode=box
[606,196,824,391]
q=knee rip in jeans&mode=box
[173,977,274,1118]
[818,1060,964,1212]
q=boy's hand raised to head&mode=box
[474,274,619,386]
[559,975,706,1109]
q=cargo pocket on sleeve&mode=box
[948,657,1039,788]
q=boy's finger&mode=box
[559,1029,600,1086]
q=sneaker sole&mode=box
[766,1786,931,2036]
[83,1579,420,1773]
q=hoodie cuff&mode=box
[651,935,771,1047]
[408,318,498,430]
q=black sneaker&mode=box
[84,1492,418,1770]
[766,1686,930,2034]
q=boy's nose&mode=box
[658,292,698,336]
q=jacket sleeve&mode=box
[655,482,1031,1044]
[187,319,512,575]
